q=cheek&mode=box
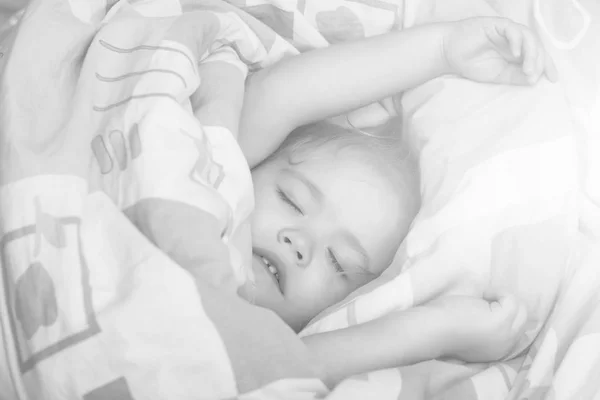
[250,194,278,237]
[369,203,406,265]
[368,233,403,276]
[288,268,348,308]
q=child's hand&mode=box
[426,291,528,363]
[443,17,558,85]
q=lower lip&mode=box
[253,253,281,290]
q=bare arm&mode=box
[180,14,555,169]
[302,294,528,388]
[302,307,443,388]
[238,17,558,168]
[239,24,451,168]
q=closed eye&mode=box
[277,188,303,215]
[327,249,345,275]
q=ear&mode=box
[287,147,310,166]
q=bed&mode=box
[0,0,599,399]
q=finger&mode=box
[493,25,540,86]
[529,47,545,85]
[489,22,519,60]
[544,51,560,82]
[496,66,532,86]
[503,23,523,59]
[521,29,538,77]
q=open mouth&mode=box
[252,246,287,294]
[253,249,284,294]
[259,255,280,283]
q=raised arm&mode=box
[238,17,557,168]
[238,24,449,167]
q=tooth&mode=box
[268,265,277,275]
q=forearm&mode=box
[254,25,448,122]
[239,24,451,166]
[302,308,443,387]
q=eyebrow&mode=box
[283,168,324,203]
[284,168,371,271]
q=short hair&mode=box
[270,118,421,233]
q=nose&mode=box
[277,229,312,267]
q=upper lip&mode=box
[253,247,286,288]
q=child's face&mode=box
[250,147,405,331]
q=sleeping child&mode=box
[181,14,558,387]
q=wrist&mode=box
[436,22,457,77]
[409,305,452,359]
[402,22,455,80]
[383,306,447,361]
